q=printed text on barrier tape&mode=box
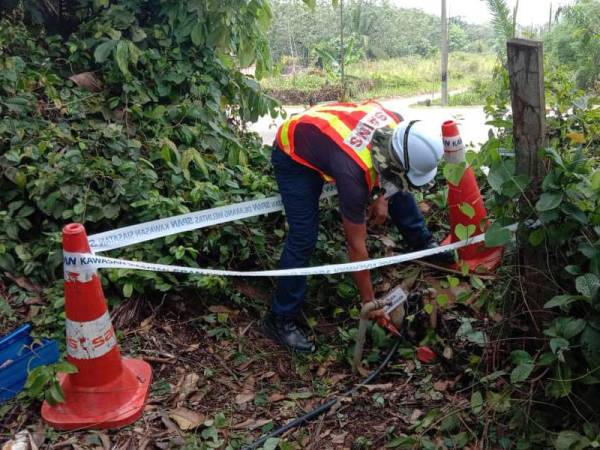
[64,224,517,281]
[88,185,338,253]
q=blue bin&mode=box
[0,323,60,403]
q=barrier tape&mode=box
[88,185,338,253]
[63,223,517,281]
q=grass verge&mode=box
[261,52,496,104]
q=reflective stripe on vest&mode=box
[276,101,400,190]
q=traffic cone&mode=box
[41,223,152,429]
[441,121,503,272]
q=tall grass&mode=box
[261,52,496,102]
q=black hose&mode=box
[243,337,402,450]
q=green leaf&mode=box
[460,261,469,276]
[123,283,133,298]
[484,223,511,247]
[94,40,117,63]
[47,383,66,405]
[548,363,572,398]
[53,361,78,374]
[102,204,120,220]
[238,40,256,68]
[510,350,532,365]
[25,368,49,397]
[14,171,27,189]
[470,391,483,414]
[302,0,316,9]
[544,295,584,309]
[440,414,460,433]
[580,324,600,369]
[238,149,248,167]
[115,40,130,77]
[510,363,534,383]
[287,390,313,400]
[435,294,449,307]
[336,282,355,299]
[262,437,280,450]
[423,303,434,314]
[471,275,485,290]
[447,276,460,288]
[591,170,600,191]
[555,431,591,450]
[455,223,476,241]
[538,351,556,366]
[486,390,511,413]
[127,41,140,66]
[459,203,475,219]
[443,162,467,186]
[386,436,418,449]
[528,228,545,247]
[536,192,563,212]
[550,337,569,355]
[190,148,210,178]
[191,23,204,46]
[575,273,599,297]
[563,319,586,339]
[565,265,581,276]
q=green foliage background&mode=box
[0,0,291,333]
[268,0,494,66]
[546,0,600,90]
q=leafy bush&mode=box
[0,1,285,335]
[475,69,600,443]
[547,0,600,90]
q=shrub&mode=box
[0,1,283,335]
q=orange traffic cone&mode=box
[441,121,503,272]
[41,223,152,429]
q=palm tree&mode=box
[482,0,519,60]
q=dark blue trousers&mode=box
[271,149,432,317]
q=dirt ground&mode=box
[1,259,495,450]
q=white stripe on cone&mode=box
[65,311,117,359]
[443,134,466,164]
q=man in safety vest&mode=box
[263,100,454,353]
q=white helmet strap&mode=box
[402,120,421,173]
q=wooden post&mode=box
[507,39,550,333]
[441,0,448,106]
[339,0,346,101]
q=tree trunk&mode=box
[441,0,448,106]
[507,39,552,334]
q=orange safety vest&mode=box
[276,100,401,191]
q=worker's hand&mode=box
[368,196,388,225]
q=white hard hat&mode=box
[391,120,444,187]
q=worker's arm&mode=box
[342,218,375,304]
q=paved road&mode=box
[248,91,492,149]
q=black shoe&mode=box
[261,313,315,353]
[412,240,456,265]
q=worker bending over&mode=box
[263,100,453,353]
